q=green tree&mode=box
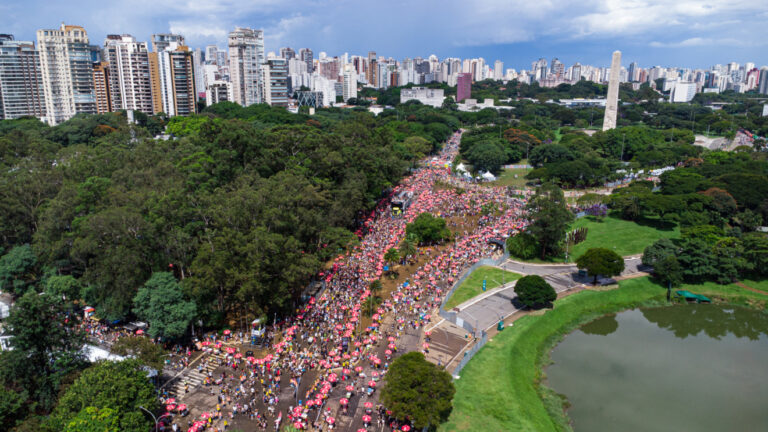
[642,238,677,267]
[384,248,400,268]
[506,232,538,260]
[133,272,196,340]
[43,275,82,301]
[0,244,37,296]
[64,406,120,432]
[514,275,556,308]
[398,235,417,263]
[528,143,574,168]
[50,359,157,432]
[465,141,508,174]
[0,388,27,428]
[0,292,86,410]
[111,337,166,370]
[380,352,455,430]
[575,248,625,284]
[654,255,683,300]
[525,183,574,259]
[406,213,451,244]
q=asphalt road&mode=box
[456,256,646,332]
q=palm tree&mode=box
[369,279,383,296]
[398,237,417,264]
[384,248,400,268]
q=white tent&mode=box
[456,163,468,173]
[480,171,497,181]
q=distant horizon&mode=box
[4,0,768,70]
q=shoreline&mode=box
[440,277,767,432]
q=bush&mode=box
[405,213,452,244]
[506,232,538,260]
[515,275,556,308]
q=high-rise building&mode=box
[103,34,154,114]
[628,62,638,82]
[550,58,564,78]
[152,33,185,54]
[228,27,264,106]
[456,72,472,102]
[571,63,582,81]
[602,51,622,131]
[299,48,313,73]
[759,67,768,95]
[261,58,288,107]
[36,24,96,125]
[151,39,197,116]
[206,81,231,106]
[205,45,218,63]
[493,60,504,80]
[342,66,357,102]
[280,47,295,61]
[0,34,46,120]
[92,61,111,114]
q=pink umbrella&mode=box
[362,415,372,423]
[165,398,176,404]
[294,421,303,429]
[368,380,376,387]
[345,384,354,392]
[364,402,373,409]
[328,373,338,383]
[355,366,363,372]
[223,329,231,335]
[402,425,411,431]
[166,404,176,411]
[234,353,243,359]
[327,417,335,425]
[177,404,187,411]
[340,398,349,405]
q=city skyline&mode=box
[3,0,768,70]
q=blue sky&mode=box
[4,0,768,70]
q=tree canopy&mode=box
[133,272,196,340]
[514,275,557,308]
[380,352,455,429]
[575,248,625,284]
[405,213,452,245]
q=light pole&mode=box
[139,406,171,432]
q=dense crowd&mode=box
[164,130,528,432]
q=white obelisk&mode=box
[602,50,621,131]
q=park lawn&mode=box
[444,266,521,310]
[440,277,767,432]
[490,167,531,189]
[567,215,680,261]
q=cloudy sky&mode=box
[4,0,768,69]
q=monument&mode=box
[602,50,621,131]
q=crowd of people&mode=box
[161,130,529,432]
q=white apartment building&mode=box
[103,35,154,114]
[228,27,264,106]
[36,24,96,125]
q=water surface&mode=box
[547,305,768,432]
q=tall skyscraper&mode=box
[228,27,264,106]
[493,60,504,80]
[628,62,638,82]
[103,34,154,114]
[342,66,357,102]
[152,33,185,53]
[92,61,111,114]
[205,45,218,63]
[279,47,295,61]
[261,58,288,107]
[456,72,471,102]
[550,58,564,77]
[571,63,582,81]
[759,67,768,95]
[299,48,313,73]
[0,34,46,120]
[36,24,96,125]
[156,46,197,116]
[602,51,621,131]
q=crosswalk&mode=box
[168,351,226,399]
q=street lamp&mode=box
[139,406,172,432]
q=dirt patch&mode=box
[735,281,768,296]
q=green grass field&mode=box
[566,215,680,261]
[490,167,532,189]
[440,277,768,432]
[444,266,522,310]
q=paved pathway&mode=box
[456,256,647,333]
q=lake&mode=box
[546,305,768,431]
